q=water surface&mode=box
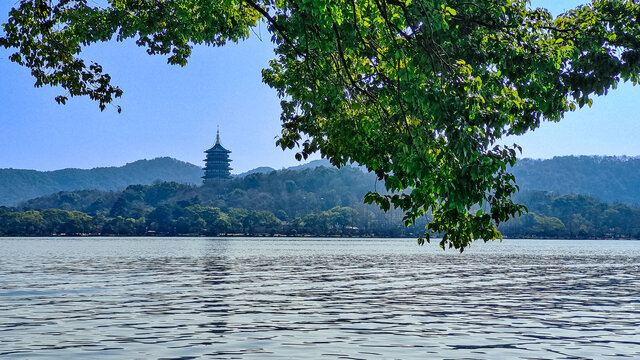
[1,237,639,359]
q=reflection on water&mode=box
[1,238,639,359]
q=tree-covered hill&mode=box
[511,156,640,205]
[4,155,640,210]
[3,167,639,238]
[0,158,342,207]
[502,191,640,238]
[18,166,380,219]
[5,166,419,238]
[0,157,203,206]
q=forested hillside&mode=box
[0,158,338,206]
[3,166,419,237]
[3,155,640,238]
[18,166,378,219]
[511,156,640,205]
[0,158,203,206]
[4,155,640,208]
[2,164,639,239]
[502,191,640,238]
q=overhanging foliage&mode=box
[3,0,640,250]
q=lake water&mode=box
[1,237,639,359]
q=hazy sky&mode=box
[1,0,638,172]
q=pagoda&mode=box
[203,127,232,182]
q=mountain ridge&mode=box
[0,157,203,206]
[0,158,337,206]
[2,155,640,207]
[511,155,640,205]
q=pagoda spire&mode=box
[203,126,232,183]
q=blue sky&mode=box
[1,0,638,172]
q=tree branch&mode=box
[242,0,305,58]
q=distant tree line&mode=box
[0,167,425,237]
[0,204,421,237]
[500,191,640,238]
[0,166,639,239]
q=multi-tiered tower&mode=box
[203,127,232,183]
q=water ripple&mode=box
[1,237,639,359]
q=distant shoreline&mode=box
[1,235,637,241]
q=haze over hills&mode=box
[232,159,334,176]
[2,156,640,207]
[511,156,640,205]
[9,161,640,239]
[0,158,335,206]
[0,158,203,206]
